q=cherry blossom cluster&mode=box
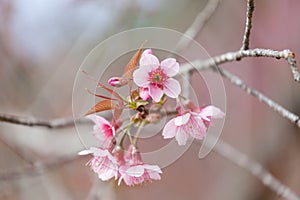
[78,48,224,186]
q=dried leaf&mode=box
[84,99,115,116]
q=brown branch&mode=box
[0,113,90,129]
[175,0,220,53]
[211,138,300,200]
[241,0,255,50]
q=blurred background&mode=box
[0,0,300,199]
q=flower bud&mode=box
[108,77,128,87]
[141,49,153,57]
[139,87,150,101]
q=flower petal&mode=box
[189,116,207,140]
[141,49,153,57]
[78,149,92,155]
[133,67,150,87]
[86,115,110,126]
[162,118,177,139]
[149,85,164,102]
[163,78,181,98]
[126,165,145,177]
[160,58,179,77]
[175,128,189,146]
[200,105,225,120]
[174,113,191,126]
[139,54,159,67]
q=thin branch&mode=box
[175,0,220,53]
[0,155,79,181]
[215,66,300,127]
[0,113,90,129]
[212,138,300,200]
[241,0,255,50]
[179,49,300,127]
[180,48,299,81]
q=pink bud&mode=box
[139,87,150,101]
[108,77,128,87]
[141,49,153,57]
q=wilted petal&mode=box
[163,78,181,98]
[160,58,179,77]
[149,85,164,102]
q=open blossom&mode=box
[118,145,162,186]
[78,147,118,181]
[87,115,117,148]
[133,50,181,102]
[162,105,224,145]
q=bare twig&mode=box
[0,155,79,181]
[175,0,220,52]
[179,48,300,128]
[212,138,300,200]
[241,0,255,50]
[0,113,90,129]
[180,48,300,82]
[214,66,300,127]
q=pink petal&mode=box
[149,85,164,102]
[141,49,153,57]
[200,105,225,120]
[144,164,162,174]
[175,128,189,146]
[133,67,150,87]
[86,115,109,126]
[163,78,181,98]
[162,118,177,139]
[189,116,207,140]
[139,87,150,101]
[139,54,159,67]
[160,58,179,77]
[126,165,145,177]
[174,113,191,126]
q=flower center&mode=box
[148,67,167,88]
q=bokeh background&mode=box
[0,0,300,199]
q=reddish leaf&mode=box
[84,99,115,116]
[123,43,144,80]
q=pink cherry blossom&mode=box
[162,104,225,146]
[87,115,116,147]
[118,145,162,186]
[133,50,181,102]
[78,147,118,181]
[162,112,207,145]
